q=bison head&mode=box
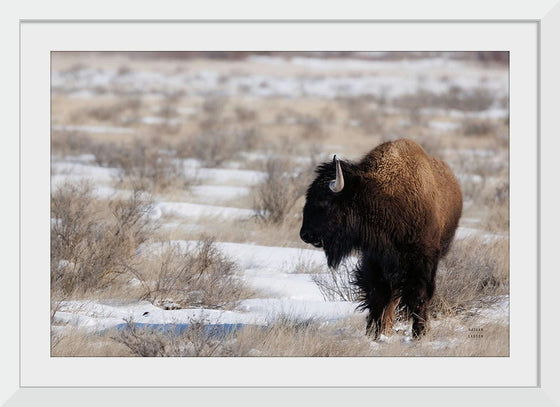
[300,155,357,268]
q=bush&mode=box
[394,85,495,112]
[185,128,259,167]
[113,315,228,357]
[130,237,251,310]
[432,237,509,316]
[51,182,155,297]
[253,158,312,225]
[92,138,193,192]
[461,118,496,136]
[312,261,360,302]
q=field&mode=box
[51,51,509,357]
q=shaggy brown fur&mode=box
[300,139,462,338]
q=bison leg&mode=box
[366,292,400,339]
[380,295,401,336]
[357,251,402,340]
[364,283,392,340]
[403,259,437,339]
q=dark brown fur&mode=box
[300,139,462,338]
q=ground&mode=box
[50,51,509,357]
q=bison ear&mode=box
[329,155,345,193]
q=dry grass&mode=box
[461,118,497,137]
[433,237,509,317]
[51,52,509,357]
[51,182,156,299]
[54,312,507,357]
[51,183,254,311]
[91,137,194,193]
[253,157,316,225]
[112,315,231,357]
[394,85,496,113]
[129,237,255,310]
[185,128,259,167]
[108,314,375,357]
[312,261,360,302]
[51,328,132,357]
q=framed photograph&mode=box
[9,1,558,405]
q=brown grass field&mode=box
[51,51,509,357]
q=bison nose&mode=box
[300,229,312,244]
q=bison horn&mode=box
[329,155,345,193]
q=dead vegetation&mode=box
[433,237,509,317]
[129,237,254,310]
[51,182,252,310]
[53,312,508,357]
[253,157,314,225]
[51,182,155,298]
[51,52,509,357]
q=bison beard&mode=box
[300,139,462,339]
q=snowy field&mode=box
[51,52,509,357]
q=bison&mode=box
[300,138,462,339]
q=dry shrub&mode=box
[51,131,99,157]
[51,328,131,357]
[111,314,372,357]
[253,157,312,225]
[229,316,372,357]
[116,144,188,192]
[113,315,231,357]
[461,118,497,136]
[181,95,260,166]
[292,254,324,274]
[338,96,385,135]
[432,237,509,317]
[93,138,193,192]
[234,106,257,122]
[483,198,509,232]
[51,182,155,298]
[312,261,360,302]
[394,85,495,112]
[187,129,258,166]
[52,133,193,193]
[83,97,142,122]
[130,237,252,310]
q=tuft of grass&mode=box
[432,236,509,317]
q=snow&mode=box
[140,116,182,125]
[51,54,509,351]
[155,201,256,220]
[52,124,133,134]
[190,167,266,186]
[472,295,509,324]
[429,120,460,131]
[190,185,250,202]
[52,234,362,334]
[51,161,120,192]
[455,226,505,242]
[51,151,509,339]
[53,56,508,102]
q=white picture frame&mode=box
[6,0,559,404]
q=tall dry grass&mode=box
[433,236,509,317]
[128,237,254,310]
[51,182,155,298]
